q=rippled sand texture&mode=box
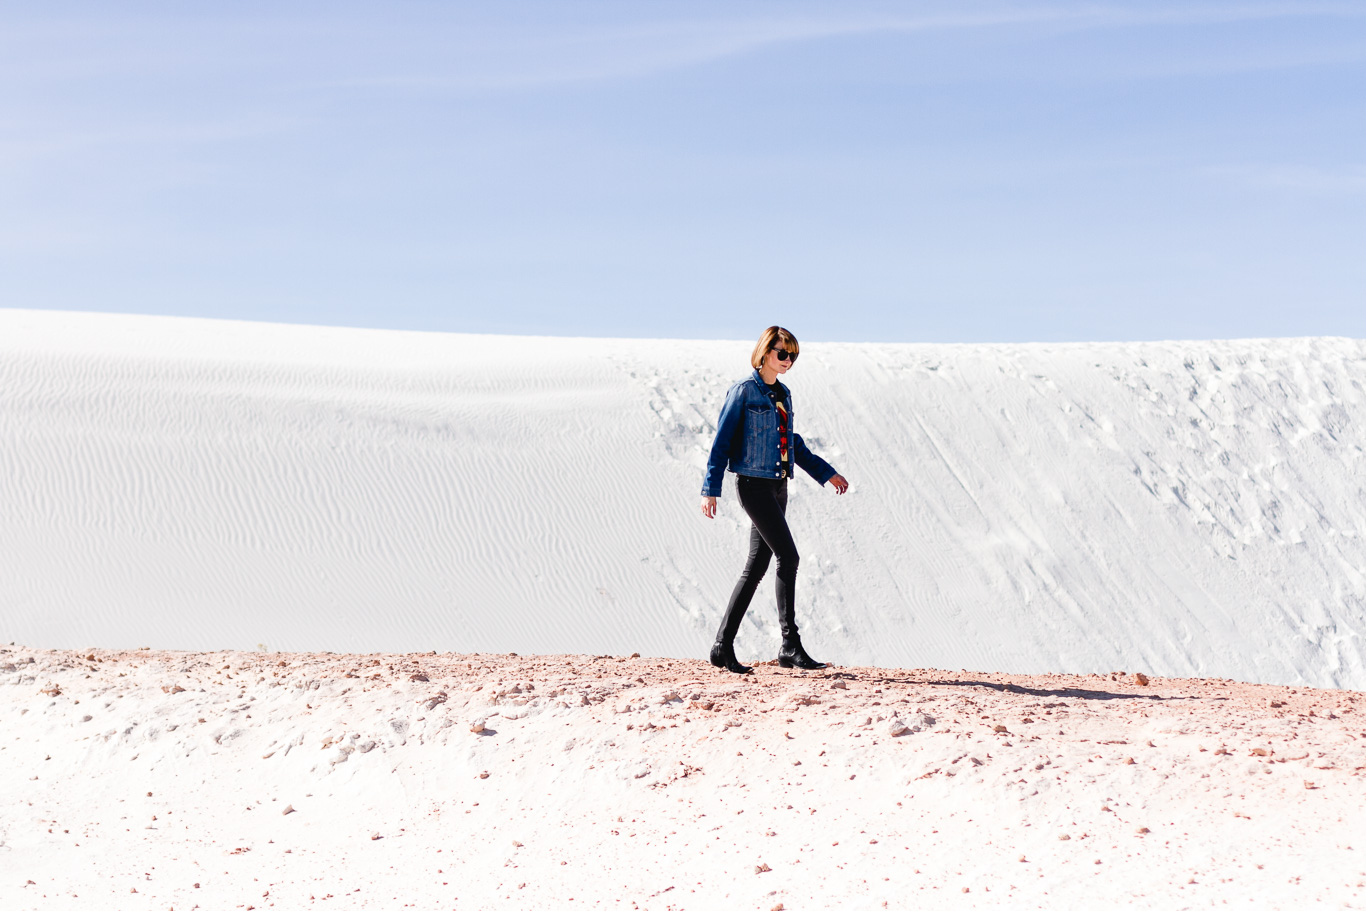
[3,647,1364,909]
[3,309,1366,686]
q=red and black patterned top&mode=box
[769,381,790,477]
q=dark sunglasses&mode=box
[772,348,797,363]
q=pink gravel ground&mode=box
[3,646,1365,909]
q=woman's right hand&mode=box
[700,496,717,519]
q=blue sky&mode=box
[2,1,1364,342]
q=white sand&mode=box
[3,646,1364,909]
[3,309,1366,687]
[5,310,1366,907]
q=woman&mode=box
[700,326,849,674]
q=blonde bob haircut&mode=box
[750,326,800,369]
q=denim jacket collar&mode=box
[750,369,789,403]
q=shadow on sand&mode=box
[826,672,1207,703]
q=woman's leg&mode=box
[716,478,799,645]
[757,481,801,647]
[715,513,775,649]
[735,479,824,667]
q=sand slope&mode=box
[3,309,1366,686]
[3,647,1364,909]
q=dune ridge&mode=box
[3,309,1365,687]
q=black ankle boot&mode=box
[777,640,828,670]
[709,642,752,675]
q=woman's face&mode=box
[765,343,795,376]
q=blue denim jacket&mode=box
[701,369,838,497]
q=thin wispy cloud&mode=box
[0,116,302,168]
[4,4,1362,94]
[1210,163,1366,196]
[325,3,1366,93]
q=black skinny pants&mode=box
[715,475,801,647]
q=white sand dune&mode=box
[3,309,1366,687]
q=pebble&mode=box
[889,713,935,735]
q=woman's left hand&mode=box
[830,474,849,495]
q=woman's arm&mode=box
[793,432,839,487]
[700,384,745,498]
